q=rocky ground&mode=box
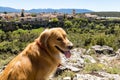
[50,45,120,80]
[1,45,120,80]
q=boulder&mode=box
[91,45,114,54]
[63,77,71,80]
[65,65,80,72]
[75,73,107,80]
[116,49,120,54]
[82,55,96,63]
[116,49,120,59]
[98,71,120,80]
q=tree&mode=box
[31,13,37,17]
[3,11,7,14]
[64,20,73,28]
[49,18,59,27]
[21,9,24,17]
[50,18,58,23]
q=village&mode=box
[0,9,106,22]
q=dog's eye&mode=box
[57,38,62,41]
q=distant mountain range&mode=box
[0,6,93,13]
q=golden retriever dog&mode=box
[0,27,73,80]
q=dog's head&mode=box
[38,27,73,58]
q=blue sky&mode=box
[0,0,120,11]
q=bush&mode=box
[0,53,15,69]
[64,20,73,28]
[31,13,37,17]
[83,63,105,73]
[54,70,75,79]
[106,67,120,74]
[0,28,44,54]
[94,34,106,46]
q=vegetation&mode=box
[0,53,15,69]
[106,66,120,74]
[83,63,120,74]
[0,28,44,54]
[0,15,120,76]
[90,12,120,17]
[83,63,105,73]
[54,70,75,79]
[21,9,24,17]
[0,17,120,52]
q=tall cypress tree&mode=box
[21,9,24,17]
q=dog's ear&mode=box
[39,29,50,48]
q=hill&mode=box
[90,12,120,17]
[28,8,93,13]
[0,6,93,13]
[0,6,20,12]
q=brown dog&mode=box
[0,27,73,80]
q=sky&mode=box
[0,0,120,11]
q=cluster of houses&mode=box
[1,10,120,23]
[0,10,102,23]
[20,13,66,22]
[0,12,77,22]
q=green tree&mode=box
[21,9,24,17]
[50,18,58,23]
[49,18,59,27]
[64,20,73,28]
[31,13,37,17]
[3,11,7,14]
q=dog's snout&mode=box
[67,42,73,49]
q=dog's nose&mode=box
[68,45,73,49]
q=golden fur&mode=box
[0,27,73,80]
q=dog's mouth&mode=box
[55,46,71,58]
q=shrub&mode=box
[83,63,105,73]
[54,70,75,79]
[106,67,120,74]
[84,58,91,63]
[64,20,73,28]
[31,13,37,17]
[0,53,15,69]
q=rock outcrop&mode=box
[1,45,120,80]
[52,46,120,80]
